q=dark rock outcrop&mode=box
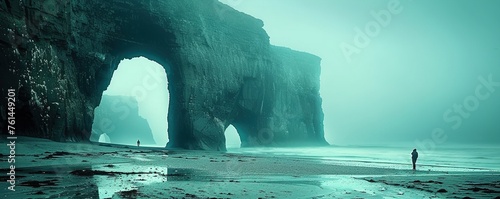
[91,95,156,145]
[0,0,327,150]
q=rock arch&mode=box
[0,0,327,150]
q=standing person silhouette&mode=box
[411,149,418,170]
[137,139,140,147]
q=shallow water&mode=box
[227,145,500,172]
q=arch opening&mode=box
[91,56,169,147]
[225,124,242,149]
[98,133,111,143]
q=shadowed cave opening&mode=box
[92,57,169,147]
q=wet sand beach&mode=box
[1,137,499,198]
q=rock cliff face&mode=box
[91,95,156,145]
[0,0,327,150]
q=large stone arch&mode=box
[0,0,328,150]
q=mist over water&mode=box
[228,145,500,171]
[221,0,500,147]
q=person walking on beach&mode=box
[411,149,418,170]
[137,139,140,147]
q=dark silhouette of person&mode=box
[411,149,418,170]
[137,139,140,147]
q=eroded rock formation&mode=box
[91,95,156,145]
[0,0,327,150]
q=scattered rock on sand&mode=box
[436,188,447,193]
[0,174,25,181]
[464,187,500,193]
[20,180,58,188]
[70,169,117,176]
[34,191,44,195]
[53,151,75,156]
[428,180,443,184]
[118,189,140,198]
[28,171,56,175]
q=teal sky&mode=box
[222,0,500,146]
[102,0,500,148]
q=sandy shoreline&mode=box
[1,137,499,198]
